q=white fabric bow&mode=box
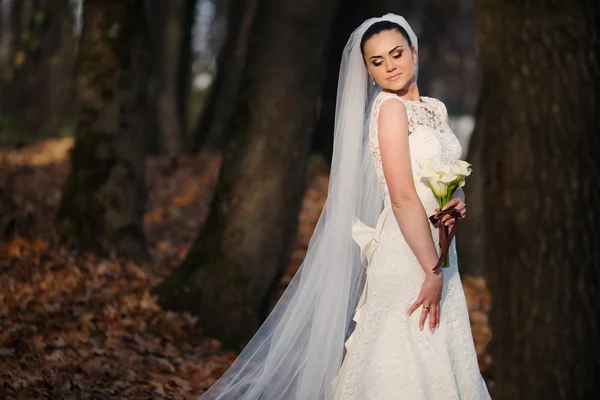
[344,207,390,350]
[352,207,389,264]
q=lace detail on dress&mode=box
[367,91,462,206]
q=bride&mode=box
[199,14,491,400]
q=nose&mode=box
[386,62,396,73]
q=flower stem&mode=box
[437,194,451,268]
[442,254,450,268]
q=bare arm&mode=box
[378,99,439,275]
[378,99,443,332]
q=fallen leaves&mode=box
[0,234,232,399]
[0,148,230,399]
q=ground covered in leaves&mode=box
[0,139,492,399]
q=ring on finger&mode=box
[423,305,430,310]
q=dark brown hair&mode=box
[360,21,413,58]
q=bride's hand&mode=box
[407,270,443,333]
[435,197,466,227]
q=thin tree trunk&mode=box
[476,1,600,398]
[311,0,363,161]
[155,0,341,349]
[190,0,257,152]
[56,0,151,262]
[146,0,196,157]
[0,1,9,76]
[0,0,74,138]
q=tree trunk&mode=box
[456,105,485,277]
[146,0,197,157]
[476,1,600,398]
[190,0,257,152]
[0,0,75,138]
[155,0,340,349]
[56,0,151,263]
[0,1,10,74]
[311,0,364,161]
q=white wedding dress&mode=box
[332,91,491,399]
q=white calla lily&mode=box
[440,172,458,183]
[427,178,448,198]
[417,156,472,206]
[417,161,438,178]
[450,159,472,176]
[417,156,473,268]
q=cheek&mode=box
[399,56,415,70]
[368,67,384,81]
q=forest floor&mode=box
[0,138,493,399]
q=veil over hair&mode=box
[199,14,418,400]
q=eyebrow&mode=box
[369,46,404,60]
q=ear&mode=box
[411,46,417,62]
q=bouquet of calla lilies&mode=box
[417,156,472,268]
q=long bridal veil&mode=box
[198,14,418,400]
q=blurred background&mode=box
[1,0,598,399]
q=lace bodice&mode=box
[369,91,463,207]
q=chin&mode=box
[380,79,409,93]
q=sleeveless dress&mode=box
[331,91,491,399]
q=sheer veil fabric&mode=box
[198,14,419,400]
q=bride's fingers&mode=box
[419,306,429,331]
[453,201,465,211]
[429,305,437,333]
[442,197,460,211]
[407,298,422,316]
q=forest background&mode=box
[1,0,598,399]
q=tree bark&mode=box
[190,0,257,152]
[476,1,600,398]
[456,104,485,277]
[155,0,340,349]
[0,1,10,75]
[56,0,151,262]
[0,0,75,138]
[146,0,197,157]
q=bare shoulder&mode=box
[378,95,409,137]
[379,95,408,122]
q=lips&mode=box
[387,73,402,81]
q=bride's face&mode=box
[362,29,417,92]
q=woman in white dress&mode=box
[198,14,490,400]
[331,19,491,400]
